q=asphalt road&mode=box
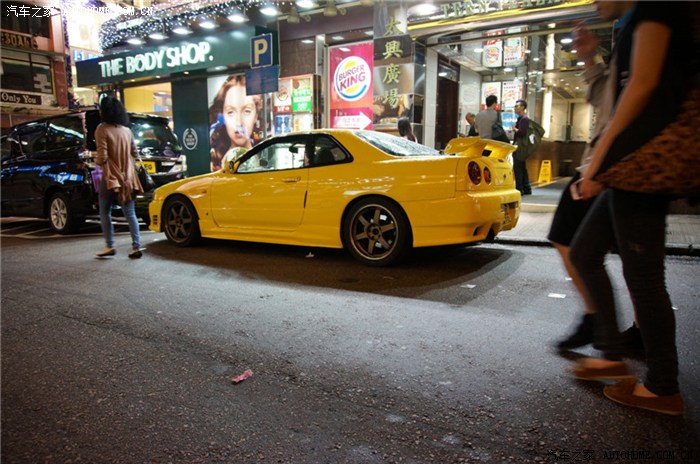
[2,220,699,463]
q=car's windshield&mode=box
[130,118,181,152]
[355,131,443,157]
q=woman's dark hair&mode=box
[398,116,416,141]
[99,96,130,126]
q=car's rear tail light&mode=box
[468,161,481,185]
[483,166,492,184]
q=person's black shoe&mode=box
[557,314,595,350]
[621,324,645,358]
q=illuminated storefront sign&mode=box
[292,77,312,113]
[329,42,374,130]
[438,0,573,19]
[76,26,271,86]
[372,11,415,126]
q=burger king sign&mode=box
[329,42,374,130]
[334,56,371,102]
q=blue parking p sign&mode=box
[251,34,273,69]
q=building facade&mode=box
[5,1,607,182]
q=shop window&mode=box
[1,1,51,38]
[1,51,53,94]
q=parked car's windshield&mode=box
[130,118,181,153]
[355,131,442,157]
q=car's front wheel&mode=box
[343,197,412,266]
[48,192,84,234]
[163,197,200,246]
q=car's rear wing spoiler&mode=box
[443,137,516,160]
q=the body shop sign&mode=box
[329,42,373,130]
[76,26,262,86]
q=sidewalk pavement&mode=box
[495,177,700,256]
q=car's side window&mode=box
[237,136,308,173]
[17,123,46,155]
[311,136,348,166]
[45,116,84,151]
[1,136,11,162]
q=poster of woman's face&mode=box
[207,74,264,171]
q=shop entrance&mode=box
[436,77,459,150]
[124,82,173,124]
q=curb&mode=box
[495,237,699,257]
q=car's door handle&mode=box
[282,176,301,183]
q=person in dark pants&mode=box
[549,1,642,355]
[512,99,531,195]
[568,1,696,416]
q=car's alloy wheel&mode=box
[48,193,83,234]
[163,197,200,246]
[343,197,411,266]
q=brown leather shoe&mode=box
[604,378,683,416]
[570,358,634,381]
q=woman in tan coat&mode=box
[95,96,143,258]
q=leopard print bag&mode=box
[595,87,700,198]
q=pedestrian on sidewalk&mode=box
[549,1,641,354]
[512,99,532,196]
[94,96,144,259]
[568,0,696,415]
[474,95,497,140]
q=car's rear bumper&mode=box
[405,189,521,247]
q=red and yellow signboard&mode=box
[329,42,374,130]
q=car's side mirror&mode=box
[221,147,248,174]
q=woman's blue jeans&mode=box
[569,189,678,396]
[99,181,141,251]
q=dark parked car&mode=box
[1,109,186,233]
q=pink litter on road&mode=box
[231,369,253,384]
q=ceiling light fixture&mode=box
[323,0,346,17]
[172,22,192,35]
[148,23,167,40]
[198,15,217,29]
[296,0,316,8]
[260,3,279,16]
[287,6,310,24]
[227,7,248,23]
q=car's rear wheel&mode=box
[163,197,200,246]
[343,197,412,266]
[48,193,84,234]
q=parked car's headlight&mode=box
[169,154,187,174]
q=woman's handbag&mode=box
[136,157,156,193]
[90,165,102,192]
[595,87,700,198]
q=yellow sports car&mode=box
[149,130,520,266]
